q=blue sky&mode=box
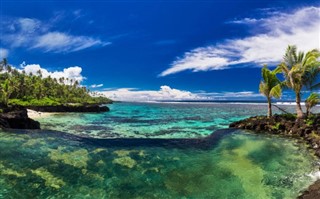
[0,0,319,101]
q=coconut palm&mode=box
[305,92,320,117]
[259,65,282,118]
[276,45,320,118]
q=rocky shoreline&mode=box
[0,104,110,129]
[230,114,320,199]
[0,106,40,129]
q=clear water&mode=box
[37,102,312,138]
[1,102,319,198]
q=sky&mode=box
[0,0,319,101]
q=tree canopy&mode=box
[0,59,112,107]
[276,45,320,118]
[259,65,282,117]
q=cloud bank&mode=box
[160,6,320,76]
[21,64,84,83]
[1,16,109,53]
[100,86,262,102]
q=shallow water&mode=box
[0,129,317,199]
[37,102,317,138]
[1,102,319,198]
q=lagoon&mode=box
[1,102,319,198]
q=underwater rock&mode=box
[113,150,133,157]
[49,147,89,169]
[31,167,66,189]
[0,107,40,129]
[112,156,137,168]
[0,162,26,177]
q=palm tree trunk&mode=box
[296,92,304,118]
[268,97,272,118]
[306,107,310,117]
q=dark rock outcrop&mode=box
[0,106,40,129]
[27,104,110,113]
[229,114,320,153]
[298,180,320,199]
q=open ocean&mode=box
[1,102,320,198]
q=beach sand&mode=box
[27,109,56,119]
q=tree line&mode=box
[0,59,112,107]
[259,45,320,118]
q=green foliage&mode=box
[9,98,61,106]
[271,122,281,130]
[0,59,112,107]
[281,113,296,120]
[305,114,318,127]
[259,65,282,117]
[310,131,320,142]
[259,66,282,99]
[305,92,320,116]
[305,119,314,127]
[276,45,320,118]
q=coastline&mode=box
[27,109,57,119]
[230,114,320,198]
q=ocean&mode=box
[0,102,319,198]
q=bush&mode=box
[8,97,61,106]
[281,113,296,120]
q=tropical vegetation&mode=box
[0,59,112,107]
[275,45,320,118]
[259,65,282,118]
[259,45,320,118]
[305,93,320,117]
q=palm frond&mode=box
[270,84,282,99]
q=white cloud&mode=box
[33,32,109,53]
[200,91,262,99]
[90,84,104,88]
[0,48,9,59]
[18,18,42,33]
[160,6,320,76]
[100,86,205,101]
[21,64,84,83]
[100,85,262,102]
[1,16,109,53]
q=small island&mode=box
[0,58,112,129]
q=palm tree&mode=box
[276,45,320,118]
[259,65,282,118]
[0,58,7,72]
[305,92,320,117]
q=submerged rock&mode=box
[112,156,137,168]
[0,106,40,129]
[31,167,66,189]
[48,147,90,169]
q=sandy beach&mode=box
[27,109,56,119]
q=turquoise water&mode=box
[1,102,319,198]
[37,102,311,138]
